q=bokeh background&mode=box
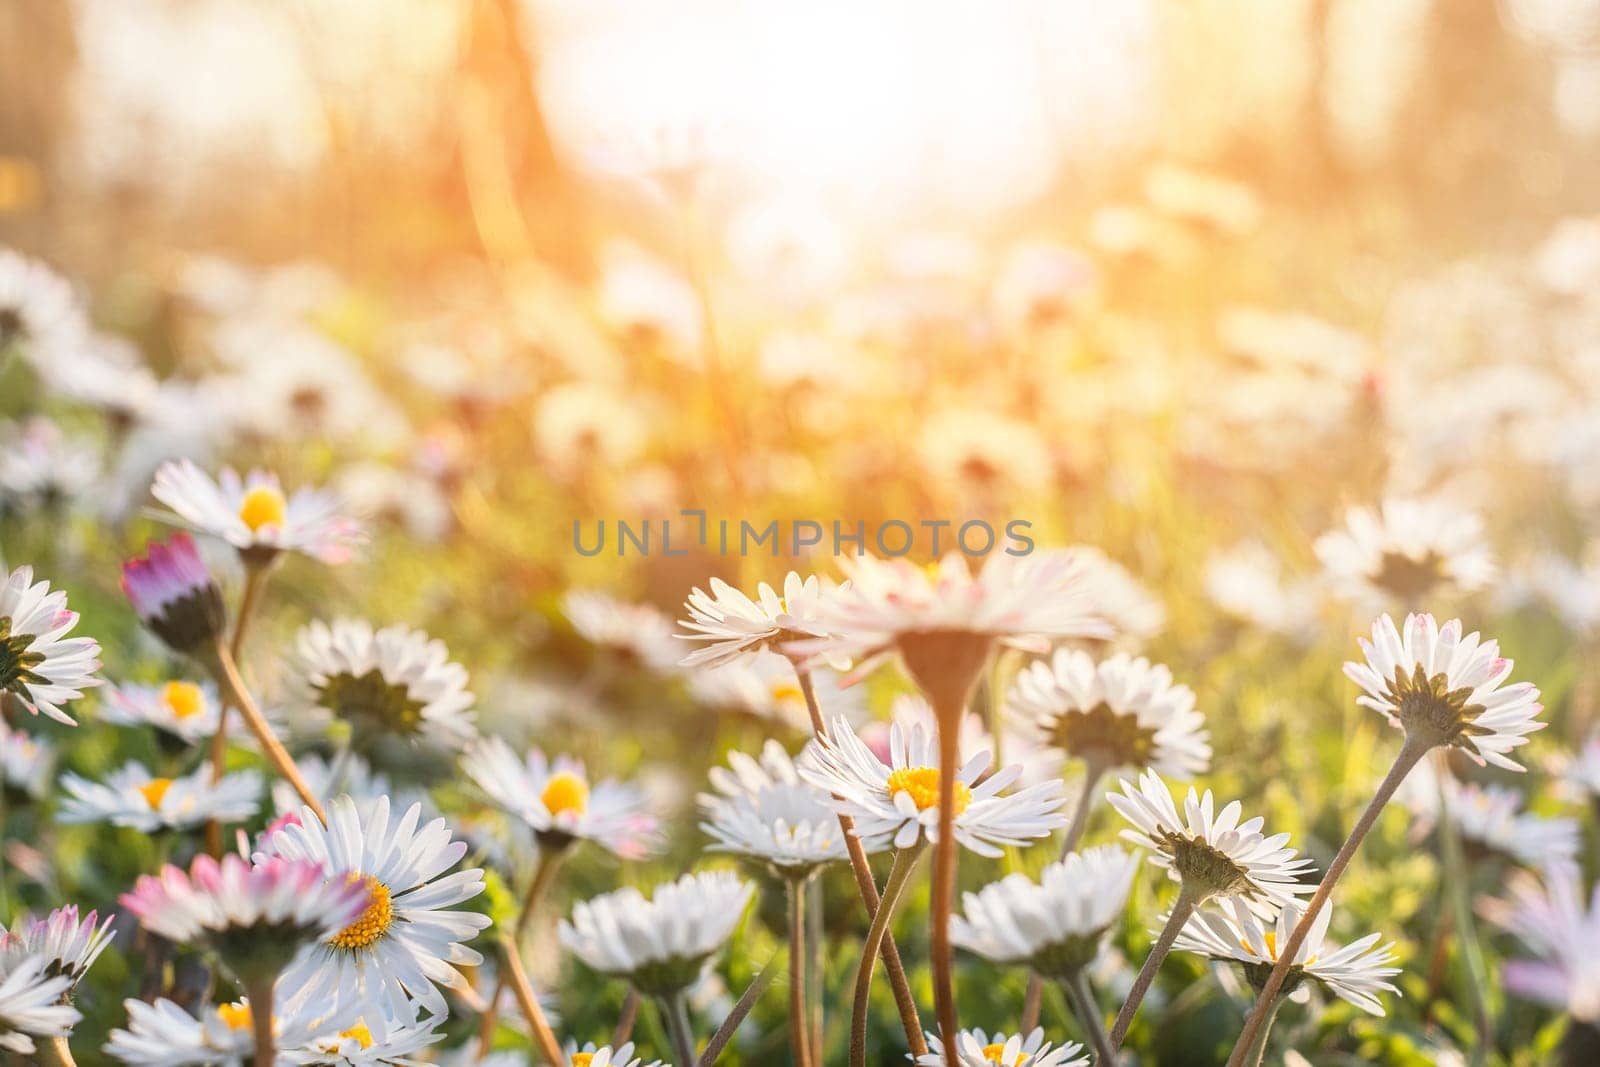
[5,1,1600,1064]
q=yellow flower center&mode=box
[572,1054,595,1067]
[138,778,173,809]
[329,875,394,950]
[886,766,971,815]
[162,680,206,720]
[339,1023,374,1049]
[238,486,288,532]
[769,681,803,704]
[541,771,590,817]
[217,1002,252,1031]
[981,1043,1024,1065]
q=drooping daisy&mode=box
[0,906,115,998]
[563,591,682,673]
[0,722,52,799]
[677,571,842,669]
[1479,864,1600,1020]
[1009,650,1211,780]
[261,795,492,1024]
[0,955,78,1055]
[950,846,1141,978]
[100,680,222,745]
[1399,759,1579,869]
[1315,497,1496,607]
[462,736,658,858]
[59,762,262,832]
[914,1026,1088,1067]
[296,619,476,752]
[559,871,753,997]
[1108,771,1315,912]
[121,534,227,657]
[0,248,87,368]
[151,459,364,566]
[561,1040,666,1067]
[799,717,1067,857]
[0,565,101,725]
[698,740,849,874]
[1344,613,1545,771]
[1173,898,1401,1015]
[121,853,368,986]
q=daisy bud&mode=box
[120,534,226,656]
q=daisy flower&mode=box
[1009,650,1211,780]
[698,739,849,875]
[280,1007,446,1065]
[0,417,101,513]
[950,846,1140,978]
[562,1041,665,1067]
[1399,760,1579,869]
[122,853,368,986]
[1203,542,1320,641]
[0,955,78,1055]
[0,722,52,799]
[0,248,87,368]
[1108,771,1314,911]
[1563,730,1600,804]
[1315,497,1495,607]
[121,534,227,656]
[104,997,256,1064]
[685,651,864,732]
[677,572,841,669]
[1479,864,1600,1020]
[0,906,115,997]
[461,736,658,858]
[563,591,681,672]
[0,565,101,725]
[915,1027,1087,1067]
[1344,613,1545,770]
[100,680,222,745]
[59,762,262,832]
[559,871,753,997]
[799,717,1066,857]
[261,795,492,1024]
[1034,546,1165,647]
[151,459,363,566]
[296,619,476,751]
[269,752,424,817]
[1173,898,1401,1015]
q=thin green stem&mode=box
[478,844,570,1058]
[662,991,698,1067]
[1438,763,1494,1065]
[1063,969,1115,1066]
[850,844,927,1067]
[788,877,814,1067]
[1242,992,1286,1067]
[699,955,781,1066]
[806,873,823,1059]
[1023,762,1106,1031]
[36,1034,77,1067]
[245,977,275,1067]
[1110,880,1204,1050]
[205,640,326,825]
[931,699,963,1061]
[205,559,272,857]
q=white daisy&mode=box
[1108,771,1315,910]
[0,565,101,725]
[1562,730,1600,802]
[1173,898,1401,1016]
[280,1008,446,1065]
[1480,864,1600,1021]
[261,795,492,1025]
[0,722,52,798]
[1315,497,1496,607]
[296,619,476,751]
[915,1026,1088,1067]
[563,591,681,673]
[0,248,87,368]
[58,762,261,832]
[1008,650,1211,779]
[864,694,1060,788]
[0,905,115,995]
[559,871,753,997]
[677,572,840,669]
[799,717,1066,858]
[151,459,364,565]
[698,739,849,874]
[269,752,422,817]
[684,651,864,732]
[104,997,255,1064]
[1034,547,1165,646]
[100,680,222,745]
[1344,613,1545,770]
[0,955,78,1055]
[562,1040,666,1067]
[1203,542,1320,640]
[1399,759,1579,869]
[0,417,101,513]
[461,737,659,858]
[950,846,1141,977]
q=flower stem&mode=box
[1241,991,1286,1067]
[1063,969,1115,1066]
[699,954,781,1066]
[479,845,569,1058]
[850,843,927,1067]
[244,977,275,1067]
[789,876,814,1067]
[1110,879,1204,1050]
[502,931,568,1065]
[612,991,641,1047]
[205,559,272,857]
[1023,762,1106,1031]
[931,696,963,1063]
[790,660,927,1056]
[205,640,327,825]
[1224,734,1430,1067]
[807,874,824,1058]
[36,1034,78,1067]
[661,991,699,1067]
[1437,762,1494,1065]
